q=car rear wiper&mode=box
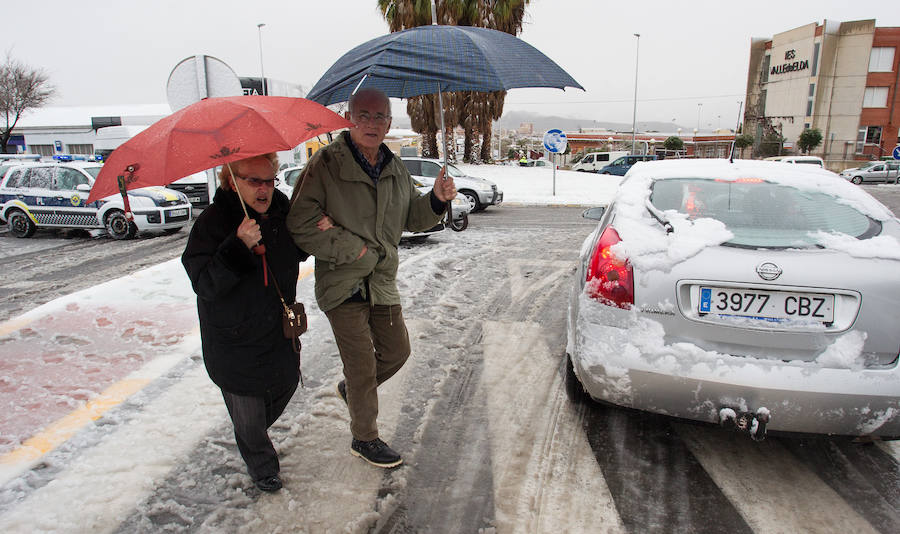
[645,200,674,234]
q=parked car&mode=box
[401,157,503,212]
[840,161,900,184]
[566,158,900,439]
[597,154,659,176]
[167,170,211,208]
[764,155,825,167]
[0,162,192,239]
[275,164,306,199]
[571,151,628,172]
[402,177,471,241]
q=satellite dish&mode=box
[166,55,243,112]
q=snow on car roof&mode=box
[625,158,894,221]
[607,159,900,273]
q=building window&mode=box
[28,144,54,157]
[761,55,770,83]
[856,126,883,154]
[806,83,815,116]
[67,144,94,155]
[869,47,895,72]
[811,42,821,76]
[863,87,889,108]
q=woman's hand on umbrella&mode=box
[317,214,334,231]
[433,166,457,201]
[237,217,262,249]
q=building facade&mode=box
[745,19,900,164]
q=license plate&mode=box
[168,208,189,217]
[699,286,834,322]
[188,196,201,202]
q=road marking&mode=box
[676,424,880,534]
[482,320,626,532]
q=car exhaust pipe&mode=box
[719,407,770,441]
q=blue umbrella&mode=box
[306,25,583,106]
[307,18,583,230]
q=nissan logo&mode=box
[756,262,782,281]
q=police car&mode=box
[0,161,192,239]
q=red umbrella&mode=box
[88,96,352,205]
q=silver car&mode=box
[401,157,503,212]
[567,158,900,439]
[840,161,900,184]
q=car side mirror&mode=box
[582,206,606,220]
[76,184,91,192]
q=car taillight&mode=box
[585,227,634,309]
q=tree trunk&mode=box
[422,133,439,159]
[480,126,493,162]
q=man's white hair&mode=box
[348,88,391,117]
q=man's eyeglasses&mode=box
[353,112,390,126]
[237,176,278,188]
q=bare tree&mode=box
[0,54,55,154]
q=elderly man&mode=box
[287,88,456,468]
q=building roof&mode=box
[15,104,171,129]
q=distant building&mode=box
[745,19,900,163]
[517,122,534,135]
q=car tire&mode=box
[460,190,483,212]
[7,210,36,238]
[564,354,588,403]
[851,176,863,185]
[105,210,138,240]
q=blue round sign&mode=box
[893,145,900,160]
[543,129,567,153]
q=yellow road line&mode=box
[0,316,35,337]
[0,378,149,466]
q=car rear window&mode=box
[650,178,879,248]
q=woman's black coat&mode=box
[182,187,308,396]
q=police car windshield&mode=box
[84,167,102,179]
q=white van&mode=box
[764,155,824,167]
[571,151,628,172]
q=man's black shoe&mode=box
[350,438,403,468]
[255,474,282,492]
[336,380,347,405]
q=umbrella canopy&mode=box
[88,96,352,203]
[306,25,583,106]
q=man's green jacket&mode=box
[286,133,443,312]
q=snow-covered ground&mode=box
[1,163,898,533]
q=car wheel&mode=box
[460,190,483,212]
[564,354,588,403]
[7,210,36,238]
[105,210,138,240]
[851,176,863,184]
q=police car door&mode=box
[53,166,101,229]
[17,166,56,225]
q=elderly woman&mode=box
[182,153,306,493]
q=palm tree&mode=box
[378,0,529,161]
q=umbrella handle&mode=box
[116,175,134,221]
[227,162,267,256]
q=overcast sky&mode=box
[3,0,898,131]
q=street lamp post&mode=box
[696,103,702,133]
[257,23,267,96]
[631,33,640,154]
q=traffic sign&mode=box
[543,129,567,153]
[893,145,900,160]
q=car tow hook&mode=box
[719,407,770,441]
